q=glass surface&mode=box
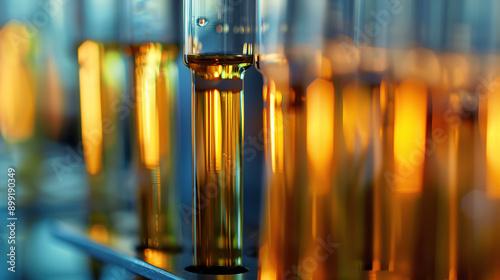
[184,0,254,56]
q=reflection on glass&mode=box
[142,248,174,268]
[133,43,182,250]
[88,224,111,245]
[393,79,427,193]
[487,76,500,198]
[447,93,459,280]
[307,78,335,191]
[257,54,297,279]
[79,41,104,176]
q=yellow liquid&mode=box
[186,54,252,268]
[78,41,128,239]
[0,23,42,205]
[132,43,181,250]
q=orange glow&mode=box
[487,77,500,198]
[448,123,458,280]
[0,23,36,142]
[268,80,284,172]
[393,79,428,193]
[342,80,372,154]
[143,248,172,268]
[263,106,268,165]
[136,44,162,169]
[258,244,278,280]
[307,78,335,193]
[205,89,222,172]
[78,41,103,175]
[380,79,388,116]
[89,225,109,244]
[372,81,385,272]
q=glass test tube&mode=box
[285,0,338,279]
[123,0,182,251]
[184,0,254,269]
[326,0,387,276]
[477,3,500,276]
[0,1,42,206]
[433,1,492,278]
[255,0,302,278]
[78,0,129,242]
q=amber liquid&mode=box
[185,54,252,268]
[131,43,181,250]
[256,55,304,279]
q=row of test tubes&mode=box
[1,0,500,279]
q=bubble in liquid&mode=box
[196,17,208,27]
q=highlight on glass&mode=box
[122,0,182,251]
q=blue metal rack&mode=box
[52,222,258,280]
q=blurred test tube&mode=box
[256,0,300,278]
[122,0,182,251]
[285,0,339,279]
[78,0,130,243]
[0,0,43,204]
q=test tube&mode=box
[435,1,495,279]
[255,0,299,278]
[478,2,500,278]
[383,1,437,278]
[78,0,128,242]
[184,0,254,270]
[0,0,42,205]
[285,0,338,279]
[122,0,182,251]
